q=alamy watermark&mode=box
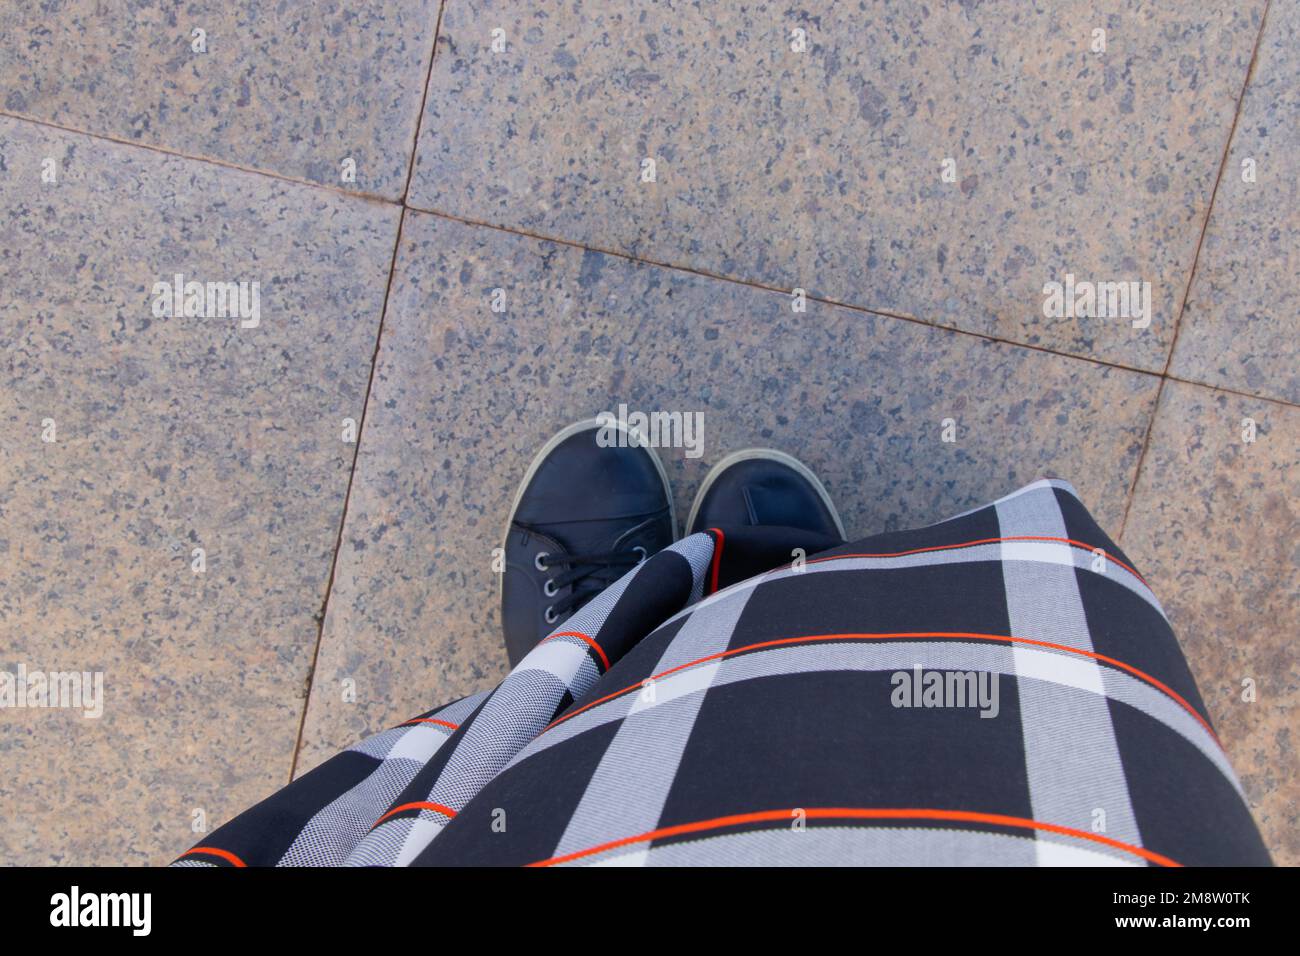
[1042,273,1151,329]
[596,404,704,459]
[891,666,1000,718]
[50,886,150,936]
[151,273,261,328]
[0,664,103,718]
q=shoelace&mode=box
[536,549,645,622]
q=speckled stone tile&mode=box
[0,0,440,200]
[1170,2,1300,404]
[296,209,1160,771]
[408,0,1265,371]
[1120,382,1298,866]
[0,117,399,864]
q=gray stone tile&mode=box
[1170,1,1300,404]
[1121,381,1299,865]
[409,0,1265,370]
[0,117,399,864]
[296,209,1160,772]
[0,0,441,199]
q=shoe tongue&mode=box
[530,515,633,561]
[611,515,661,553]
[515,485,664,525]
[743,483,819,528]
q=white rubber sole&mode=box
[684,447,846,539]
[498,417,677,598]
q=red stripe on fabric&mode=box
[707,527,725,595]
[399,717,459,730]
[541,630,610,671]
[526,807,1181,868]
[371,801,457,828]
[178,846,247,867]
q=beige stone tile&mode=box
[0,117,399,864]
[1121,381,1298,865]
[409,0,1265,370]
[1171,1,1300,403]
[0,0,441,199]
[295,209,1161,772]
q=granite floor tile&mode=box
[295,209,1161,772]
[1120,381,1298,865]
[408,0,1264,371]
[0,0,441,200]
[0,117,399,864]
[1170,1,1300,404]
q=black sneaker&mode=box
[500,418,677,666]
[685,448,845,538]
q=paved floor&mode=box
[1,1,1294,866]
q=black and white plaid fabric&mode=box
[175,479,1270,867]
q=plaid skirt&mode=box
[174,479,1269,867]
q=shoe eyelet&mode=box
[544,606,559,625]
[534,552,549,571]
[543,579,558,597]
[632,545,648,564]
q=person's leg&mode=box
[174,691,492,866]
[173,419,687,866]
[414,477,1269,867]
[176,437,1270,867]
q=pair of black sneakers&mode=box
[500,418,845,665]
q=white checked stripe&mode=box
[549,587,752,859]
[515,637,596,683]
[511,639,1236,797]
[1012,639,1105,697]
[384,722,458,764]
[628,659,721,716]
[996,489,1142,861]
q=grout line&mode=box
[399,0,447,205]
[1108,363,1300,544]
[1118,0,1273,543]
[1159,0,1271,378]
[0,83,1221,387]
[402,205,1170,381]
[285,0,447,783]
[408,205,1300,411]
[8,92,1279,395]
[286,203,410,783]
[0,109,403,208]
[1163,373,1298,410]
[3,5,1283,400]
[1116,377,1167,543]
[6,5,1286,585]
